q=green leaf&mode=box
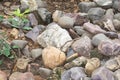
[12,45,19,49]
[23,27,32,30]
[0,15,4,22]
[23,9,30,14]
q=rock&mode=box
[1,19,12,28]
[92,33,110,46]
[34,75,45,80]
[88,7,105,21]
[98,40,120,56]
[37,23,72,52]
[72,36,92,57]
[3,2,11,7]
[112,0,120,12]
[0,70,7,80]
[11,40,28,49]
[78,2,96,13]
[64,56,87,69]
[0,4,3,11]
[25,25,45,42]
[114,13,120,21]
[91,67,115,80]
[27,13,38,26]
[105,58,120,71]
[61,67,87,80]
[20,0,38,12]
[38,67,52,78]
[104,32,118,39]
[114,69,120,80]
[83,22,106,34]
[22,45,31,57]
[42,46,66,69]
[52,10,64,22]
[93,0,113,8]
[68,29,80,39]
[37,8,52,24]
[113,19,120,30]
[16,57,30,70]
[74,26,86,36]
[9,72,22,80]
[31,48,42,59]
[66,53,78,62]
[85,58,100,76]
[104,9,114,20]
[103,19,116,31]
[58,16,74,28]
[35,0,47,8]
[10,28,19,39]
[10,5,20,11]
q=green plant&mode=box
[13,8,30,18]
[0,15,4,22]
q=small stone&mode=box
[0,70,7,80]
[10,5,20,11]
[88,7,105,21]
[42,46,66,69]
[71,36,92,57]
[114,13,120,21]
[91,67,115,80]
[104,32,118,39]
[0,4,4,11]
[38,67,52,78]
[31,48,42,59]
[104,9,114,20]
[28,13,38,26]
[52,10,64,22]
[113,19,120,30]
[93,0,113,8]
[68,29,80,39]
[37,23,72,52]
[112,0,120,12]
[114,69,120,80]
[85,58,100,76]
[105,58,120,71]
[92,33,110,46]
[22,45,31,57]
[37,8,52,24]
[83,22,106,34]
[20,72,35,80]
[61,67,87,80]
[26,25,45,42]
[78,2,96,13]
[66,53,78,62]
[35,0,47,8]
[4,2,11,7]
[11,40,28,49]
[74,26,86,36]
[9,72,22,80]
[98,40,120,56]
[10,28,19,39]
[58,16,74,28]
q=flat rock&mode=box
[31,48,42,59]
[42,46,66,69]
[37,23,72,52]
[28,13,38,26]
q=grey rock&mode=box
[113,19,120,30]
[68,29,80,39]
[22,45,31,57]
[38,67,52,78]
[27,13,38,26]
[88,7,105,21]
[37,8,52,24]
[1,19,12,28]
[71,36,92,57]
[25,25,45,42]
[61,67,87,80]
[37,23,72,52]
[91,67,115,80]
[105,58,120,71]
[0,4,4,11]
[78,2,97,13]
[112,0,120,12]
[74,26,86,36]
[114,13,120,21]
[10,5,20,11]
[20,0,29,12]
[114,69,120,80]
[98,40,120,56]
[58,16,74,28]
[104,32,118,39]
[31,48,42,59]
[35,0,47,8]
[11,40,28,49]
[104,9,114,20]
[92,33,110,46]
[94,0,113,8]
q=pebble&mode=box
[42,46,66,69]
[113,19,120,31]
[10,28,19,39]
[114,69,120,80]
[112,0,120,12]
[22,45,31,57]
[71,36,92,57]
[92,33,110,46]
[74,26,86,36]
[114,13,120,21]
[31,48,42,59]
[0,70,7,80]
[58,16,74,28]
